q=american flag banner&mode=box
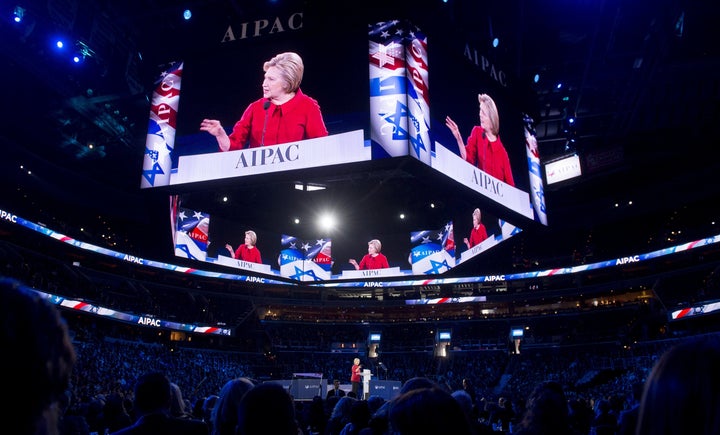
[169,194,180,251]
[405,25,431,164]
[141,61,183,188]
[174,207,210,261]
[278,235,332,281]
[408,221,456,275]
[369,20,431,162]
[524,114,548,225]
[307,238,333,272]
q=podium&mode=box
[340,267,404,279]
[288,378,326,401]
[361,369,373,399]
[171,129,368,186]
[215,254,273,274]
[368,380,402,401]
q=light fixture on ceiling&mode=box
[72,40,95,64]
[13,5,25,23]
[674,11,684,37]
[317,212,336,232]
[294,182,326,191]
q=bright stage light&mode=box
[318,213,336,231]
[13,6,25,23]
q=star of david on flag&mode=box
[279,234,332,281]
[409,221,455,275]
[174,207,210,261]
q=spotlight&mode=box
[306,184,325,192]
[674,11,684,37]
[72,40,95,64]
[13,5,25,23]
[183,9,192,20]
[492,37,499,48]
[317,213,336,232]
[533,73,540,83]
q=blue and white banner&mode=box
[369,20,430,162]
[174,207,210,261]
[141,61,183,188]
[404,25,431,164]
[409,221,455,275]
[278,235,332,281]
[524,116,548,225]
[4,207,720,290]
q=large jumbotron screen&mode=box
[138,3,546,283]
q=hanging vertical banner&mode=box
[369,20,431,162]
[405,26,431,165]
[408,221,455,275]
[523,115,547,225]
[141,61,183,188]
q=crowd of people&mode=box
[3,273,716,435]
[5,276,718,434]
[2,191,719,435]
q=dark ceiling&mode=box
[1,0,719,273]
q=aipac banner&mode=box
[278,235,332,281]
[141,61,183,188]
[307,239,333,272]
[369,20,431,163]
[409,221,455,275]
[174,207,210,261]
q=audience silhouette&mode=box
[512,380,579,435]
[635,333,720,435]
[388,385,473,435]
[236,382,300,435]
[1,277,76,435]
[616,381,643,435]
[210,377,256,435]
[109,371,208,434]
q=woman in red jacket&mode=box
[225,230,261,264]
[445,93,515,186]
[201,52,328,150]
[349,239,389,270]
